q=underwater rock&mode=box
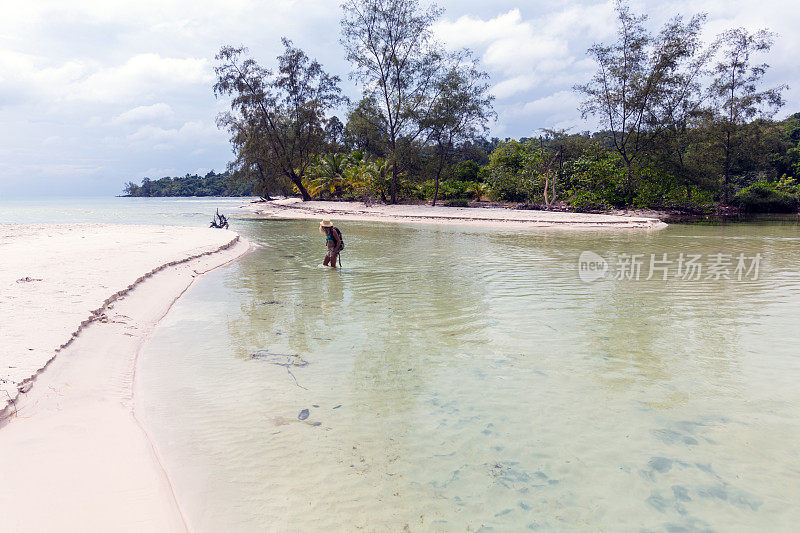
[250,350,307,367]
[648,457,674,473]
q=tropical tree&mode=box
[307,152,349,197]
[325,116,346,151]
[709,28,787,201]
[482,140,530,202]
[217,110,286,199]
[343,155,391,203]
[344,96,388,156]
[214,39,346,200]
[341,0,446,203]
[575,0,707,199]
[421,55,495,205]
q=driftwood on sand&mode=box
[210,209,229,229]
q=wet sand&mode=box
[0,224,251,532]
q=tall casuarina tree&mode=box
[214,39,346,201]
[340,0,445,203]
[421,55,495,206]
[710,28,786,201]
[575,0,707,200]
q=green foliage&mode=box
[733,177,800,212]
[466,181,491,200]
[344,155,393,202]
[448,160,481,182]
[122,172,252,197]
[419,179,480,201]
[486,140,526,173]
[564,146,625,208]
[303,151,396,202]
[787,142,800,178]
[483,140,529,202]
[307,153,348,197]
[519,145,547,203]
[566,190,613,211]
[487,167,526,202]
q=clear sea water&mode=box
[5,198,800,531]
[0,196,254,226]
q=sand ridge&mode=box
[0,224,251,531]
[0,224,242,415]
[240,198,667,229]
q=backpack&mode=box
[332,227,344,251]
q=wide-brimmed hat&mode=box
[320,219,333,227]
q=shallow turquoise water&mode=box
[136,217,800,531]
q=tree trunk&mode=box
[432,144,445,206]
[624,160,634,203]
[541,139,548,208]
[256,163,272,201]
[554,147,562,206]
[390,161,398,204]
[543,146,561,209]
[723,128,731,203]
[291,172,312,201]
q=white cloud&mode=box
[433,9,528,48]
[1,0,799,197]
[0,51,211,109]
[435,4,616,97]
[112,103,175,125]
[71,54,213,103]
[127,120,221,147]
[521,90,580,117]
[492,75,539,99]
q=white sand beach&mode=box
[240,198,667,229]
[0,224,250,532]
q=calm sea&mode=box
[44,198,787,532]
[0,196,256,226]
[5,197,800,530]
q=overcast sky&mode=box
[1,0,797,198]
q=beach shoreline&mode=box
[238,198,667,229]
[0,224,251,532]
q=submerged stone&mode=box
[648,457,674,473]
[250,350,307,367]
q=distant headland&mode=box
[121,171,254,197]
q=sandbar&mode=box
[240,198,667,229]
[0,223,251,532]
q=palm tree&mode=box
[307,153,348,198]
[343,155,392,203]
[467,181,491,201]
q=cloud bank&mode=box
[0,0,797,197]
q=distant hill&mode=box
[122,171,254,197]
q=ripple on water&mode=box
[137,220,800,531]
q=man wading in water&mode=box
[320,219,343,268]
